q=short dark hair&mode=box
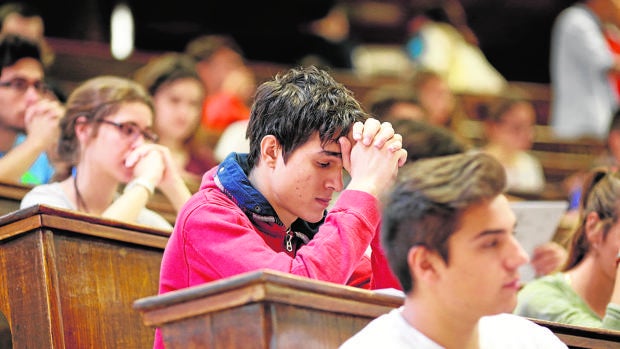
[0,34,41,75]
[246,66,368,168]
[382,152,506,293]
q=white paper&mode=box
[510,201,569,282]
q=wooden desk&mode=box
[0,205,169,349]
[134,269,620,349]
[134,270,404,349]
[0,181,31,217]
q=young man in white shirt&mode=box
[341,153,567,349]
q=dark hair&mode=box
[0,33,41,75]
[366,87,423,120]
[0,3,42,28]
[564,168,620,270]
[185,34,243,62]
[246,66,368,168]
[58,76,154,166]
[391,118,466,162]
[134,52,202,96]
[382,152,506,293]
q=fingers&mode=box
[124,144,163,168]
[531,242,567,276]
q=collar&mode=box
[214,153,324,249]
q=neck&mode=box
[157,136,184,150]
[248,165,295,228]
[70,163,118,215]
[567,257,614,318]
[403,296,480,349]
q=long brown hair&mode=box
[564,168,620,270]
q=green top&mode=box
[514,272,620,330]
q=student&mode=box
[550,0,620,140]
[515,167,620,329]
[482,96,545,195]
[134,52,217,183]
[21,76,191,230]
[341,153,567,348]
[0,34,62,185]
[155,65,407,348]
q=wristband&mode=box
[124,177,155,196]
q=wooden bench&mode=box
[134,269,620,349]
[0,205,169,348]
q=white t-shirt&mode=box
[21,182,172,230]
[340,307,567,349]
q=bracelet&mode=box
[124,177,155,196]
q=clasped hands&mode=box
[341,118,408,197]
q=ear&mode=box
[259,135,281,168]
[74,116,92,142]
[585,211,604,249]
[407,245,443,287]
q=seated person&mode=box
[0,34,63,185]
[185,35,256,148]
[134,52,218,183]
[155,65,407,348]
[482,96,545,195]
[366,87,427,123]
[341,152,567,348]
[388,118,468,164]
[20,76,191,230]
[515,167,620,329]
[411,70,458,128]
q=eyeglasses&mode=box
[0,78,50,95]
[97,120,159,143]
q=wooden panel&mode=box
[51,231,162,348]
[0,205,169,348]
[0,230,63,348]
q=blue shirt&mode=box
[0,134,55,185]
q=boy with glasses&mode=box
[0,34,63,185]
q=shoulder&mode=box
[21,183,71,209]
[517,273,572,307]
[519,273,569,298]
[340,308,441,349]
[480,313,567,348]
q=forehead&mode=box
[156,78,204,97]
[294,132,340,154]
[451,195,515,242]
[107,102,154,124]
[0,57,44,80]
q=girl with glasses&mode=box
[20,76,191,230]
